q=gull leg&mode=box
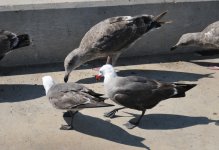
[104,107,126,118]
[93,55,113,71]
[105,53,121,66]
[106,56,112,64]
[124,109,146,129]
[60,110,78,130]
[112,53,121,66]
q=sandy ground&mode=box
[0,52,219,150]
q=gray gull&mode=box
[42,76,113,130]
[95,64,196,129]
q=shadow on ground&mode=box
[0,84,44,102]
[0,51,218,76]
[63,112,150,150]
[76,69,213,84]
[191,61,219,68]
[124,113,218,130]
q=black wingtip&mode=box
[170,45,177,51]
[172,83,197,98]
[77,102,114,109]
[13,34,31,49]
[176,83,197,92]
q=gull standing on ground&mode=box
[42,76,113,130]
[171,21,219,70]
[95,64,196,129]
[64,11,171,82]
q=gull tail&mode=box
[12,34,31,50]
[153,11,172,24]
[77,101,114,109]
[172,83,197,98]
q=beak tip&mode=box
[95,75,102,81]
[170,46,177,51]
[64,76,68,83]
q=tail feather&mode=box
[12,34,30,50]
[76,101,114,109]
[172,83,197,98]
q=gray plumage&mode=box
[171,21,219,50]
[64,11,171,82]
[97,64,196,129]
[0,30,30,61]
[42,76,113,130]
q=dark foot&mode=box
[60,125,73,130]
[208,66,219,70]
[104,110,118,118]
[63,111,72,117]
[123,121,139,129]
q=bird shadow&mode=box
[0,63,64,76]
[125,112,219,130]
[195,50,219,56]
[1,51,218,77]
[191,61,219,68]
[118,69,214,82]
[63,112,150,149]
[76,69,213,84]
[0,84,44,102]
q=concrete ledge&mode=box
[0,0,219,66]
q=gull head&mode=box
[171,33,197,51]
[95,64,116,81]
[42,76,56,95]
[64,49,82,83]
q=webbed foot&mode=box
[60,125,73,130]
[123,121,139,129]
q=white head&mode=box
[42,76,56,95]
[95,64,117,80]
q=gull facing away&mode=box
[95,64,196,129]
[64,11,171,82]
[171,21,219,70]
[0,30,30,61]
[42,76,113,130]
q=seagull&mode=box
[95,64,196,129]
[0,30,30,61]
[64,11,171,82]
[171,21,219,70]
[42,76,114,130]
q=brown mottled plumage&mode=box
[171,21,219,50]
[0,30,30,61]
[64,11,170,82]
[171,21,219,69]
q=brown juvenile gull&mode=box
[42,76,113,130]
[95,64,196,129]
[171,21,219,70]
[0,30,30,61]
[64,11,171,82]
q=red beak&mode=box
[95,75,103,81]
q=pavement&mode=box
[0,52,219,150]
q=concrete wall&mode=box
[0,0,219,66]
